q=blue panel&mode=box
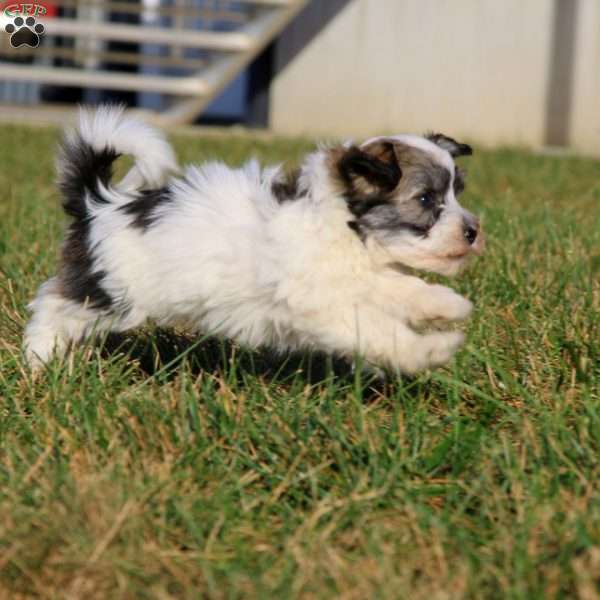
[203,70,248,119]
[137,0,250,121]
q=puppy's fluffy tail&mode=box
[58,105,178,219]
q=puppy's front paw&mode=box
[399,330,466,374]
[427,330,465,367]
[428,286,473,322]
[24,335,56,371]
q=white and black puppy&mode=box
[24,106,484,374]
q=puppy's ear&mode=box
[337,141,402,196]
[427,133,473,157]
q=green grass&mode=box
[1,122,599,600]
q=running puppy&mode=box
[24,106,484,373]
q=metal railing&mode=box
[0,0,308,124]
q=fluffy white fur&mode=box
[75,104,178,190]
[25,106,483,374]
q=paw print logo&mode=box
[5,16,45,48]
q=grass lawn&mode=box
[0,121,599,600]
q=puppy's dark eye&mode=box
[419,191,436,209]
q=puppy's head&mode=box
[331,133,484,276]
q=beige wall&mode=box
[271,0,598,155]
[570,0,600,155]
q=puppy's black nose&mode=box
[464,225,478,244]
[463,221,479,245]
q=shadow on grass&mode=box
[100,328,409,399]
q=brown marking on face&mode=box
[329,141,401,199]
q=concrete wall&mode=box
[270,0,599,155]
[570,0,600,155]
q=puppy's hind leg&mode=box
[23,277,115,369]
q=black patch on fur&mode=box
[344,190,396,240]
[336,143,403,235]
[59,134,119,220]
[56,133,121,310]
[346,197,390,219]
[272,168,301,203]
[337,145,402,196]
[121,187,173,230]
[347,220,365,242]
[60,219,113,310]
[426,133,472,158]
